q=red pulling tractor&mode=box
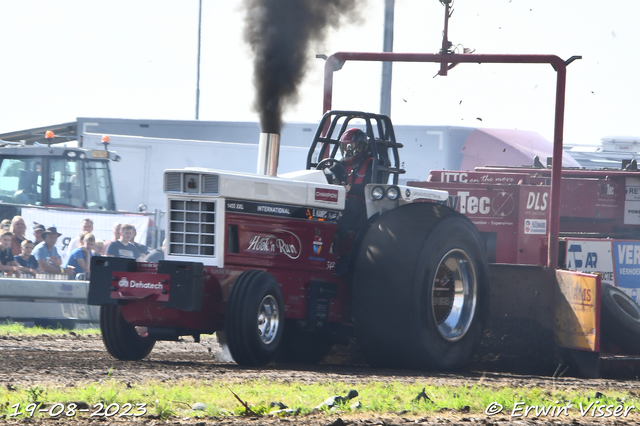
[89,110,490,370]
[88,1,640,374]
[88,109,640,375]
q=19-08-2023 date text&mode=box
[9,402,147,418]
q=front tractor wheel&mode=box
[224,270,285,366]
[100,305,156,361]
[352,202,489,370]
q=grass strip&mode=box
[0,322,100,337]
[0,378,637,420]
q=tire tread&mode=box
[100,305,155,361]
[352,203,489,370]
[224,270,284,366]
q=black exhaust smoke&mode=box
[244,0,363,134]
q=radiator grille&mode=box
[203,174,219,194]
[165,173,181,192]
[168,199,215,257]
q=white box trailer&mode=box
[82,133,309,216]
[82,121,575,230]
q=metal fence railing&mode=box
[0,277,97,325]
[0,277,88,303]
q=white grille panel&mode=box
[165,173,182,192]
[168,199,215,257]
[203,174,219,194]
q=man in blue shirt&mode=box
[33,227,74,275]
[65,233,95,278]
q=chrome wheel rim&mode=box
[257,295,280,344]
[431,249,477,342]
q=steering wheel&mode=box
[316,158,348,185]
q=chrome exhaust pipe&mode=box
[257,133,280,176]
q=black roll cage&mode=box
[305,110,405,185]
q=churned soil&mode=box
[0,334,639,425]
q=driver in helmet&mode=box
[330,128,374,253]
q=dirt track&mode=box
[1,334,639,425]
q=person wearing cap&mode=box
[33,227,75,275]
[0,231,21,277]
[32,223,45,245]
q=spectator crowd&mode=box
[0,216,164,281]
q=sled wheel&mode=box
[352,202,489,370]
[600,284,640,352]
[224,270,285,366]
[273,320,334,364]
[99,305,155,361]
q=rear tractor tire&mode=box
[224,270,285,366]
[352,202,489,370]
[100,305,156,361]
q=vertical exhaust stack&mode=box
[257,133,281,176]
[243,1,364,175]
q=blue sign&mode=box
[613,242,640,290]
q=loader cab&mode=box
[0,145,118,216]
[306,111,405,185]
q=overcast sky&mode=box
[1,0,638,146]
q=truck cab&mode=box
[0,144,119,220]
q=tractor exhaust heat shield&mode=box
[257,132,280,176]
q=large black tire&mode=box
[99,305,156,361]
[352,202,489,370]
[601,284,640,352]
[224,270,285,366]
[273,320,334,364]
